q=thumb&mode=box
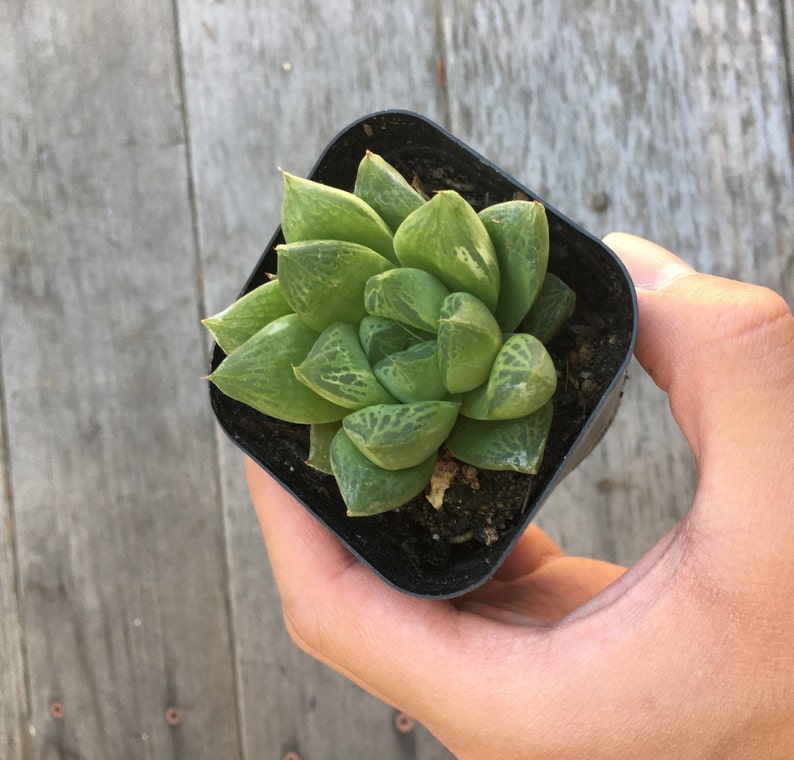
[604,232,794,548]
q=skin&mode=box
[245,233,794,759]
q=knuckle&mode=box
[697,280,793,357]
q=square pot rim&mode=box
[209,109,638,598]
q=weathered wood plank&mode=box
[0,11,34,755]
[439,0,794,565]
[784,0,794,165]
[0,1,239,757]
[177,1,455,755]
[2,1,791,758]
[0,373,33,759]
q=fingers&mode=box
[604,233,794,448]
[466,529,624,625]
[604,233,793,439]
[604,232,695,291]
[604,232,794,548]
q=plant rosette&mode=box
[206,111,637,599]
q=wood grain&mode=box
[177,0,453,756]
[1,0,791,758]
[0,372,32,759]
[0,11,34,757]
[784,0,794,161]
[1,1,239,757]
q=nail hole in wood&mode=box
[395,711,415,733]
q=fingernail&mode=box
[603,233,694,291]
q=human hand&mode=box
[246,232,794,759]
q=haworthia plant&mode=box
[330,429,437,517]
[364,267,450,333]
[293,321,396,409]
[373,340,448,403]
[394,190,501,311]
[276,240,393,331]
[206,153,576,516]
[202,278,292,355]
[446,402,553,474]
[478,200,549,332]
[518,272,577,344]
[281,172,398,264]
[354,150,426,232]
[358,315,429,365]
[437,292,503,393]
[208,314,348,424]
[459,333,557,420]
[342,399,460,470]
[306,421,342,474]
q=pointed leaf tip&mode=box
[394,190,500,311]
[330,429,436,516]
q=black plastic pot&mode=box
[209,110,638,599]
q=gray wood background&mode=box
[2,1,792,758]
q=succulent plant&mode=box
[204,152,575,517]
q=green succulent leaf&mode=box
[307,421,343,474]
[207,314,347,423]
[276,240,393,332]
[358,315,429,365]
[518,273,576,344]
[478,200,549,332]
[343,399,460,470]
[330,428,436,516]
[202,279,293,355]
[373,340,448,403]
[353,151,426,233]
[293,321,396,409]
[460,333,557,420]
[364,268,450,333]
[393,190,500,311]
[280,172,397,264]
[446,402,553,473]
[437,292,503,394]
